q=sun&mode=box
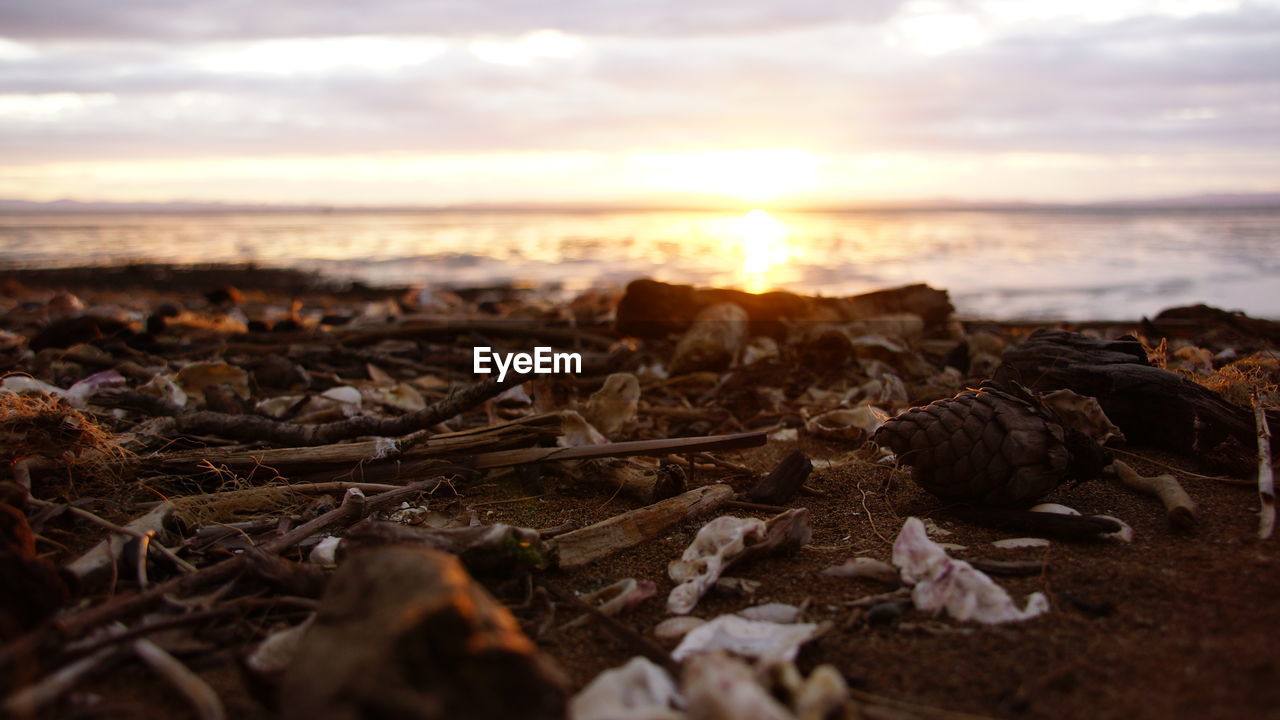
[722,209,794,293]
[631,148,820,203]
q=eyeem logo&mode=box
[474,346,582,381]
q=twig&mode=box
[1110,448,1251,485]
[132,638,225,720]
[1255,394,1275,540]
[1110,460,1198,530]
[28,498,198,575]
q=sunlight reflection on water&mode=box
[1,208,1277,319]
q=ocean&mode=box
[2,207,1278,320]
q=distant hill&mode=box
[1,192,1277,214]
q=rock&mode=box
[280,546,568,720]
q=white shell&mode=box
[992,537,1051,549]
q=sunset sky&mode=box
[0,0,1277,206]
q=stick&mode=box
[1110,460,1198,530]
[1256,394,1275,540]
[133,638,226,720]
[551,484,735,568]
[472,430,767,469]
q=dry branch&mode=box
[1111,460,1198,530]
[552,484,735,568]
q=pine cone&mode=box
[873,382,1109,505]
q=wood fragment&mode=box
[552,484,735,568]
[745,450,813,506]
[1111,460,1198,530]
[1256,394,1275,540]
[132,638,226,720]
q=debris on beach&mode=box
[0,267,1276,719]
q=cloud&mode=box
[0,0,1276,200]
[0,0,905,41]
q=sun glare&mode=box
[732,209,793,293]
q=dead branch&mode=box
[1111,460,1198,530]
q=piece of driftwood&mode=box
[1256,396,1275,540]
[96,373,532,446]
[577,458,687,503]
[1111,460,1197,530]
[343,520,550,579]
[996,329,1280,452]
[745,450,813,505]
[615,278,954,339]
[551,484,735,568]
[279,546,568,720]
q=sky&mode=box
[0,0,1277,206]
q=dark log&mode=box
[615,278,954,339]
[279,546,568,720]
[744,450,813,505]
[996,329,1279,453]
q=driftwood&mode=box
[745,450,813,505]
[615,278,954,338]
[280,546,568,720]
[996,329,1280,452]
[576,458,687,503]
[552,484,735,568]
[1111,460,1197,530]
